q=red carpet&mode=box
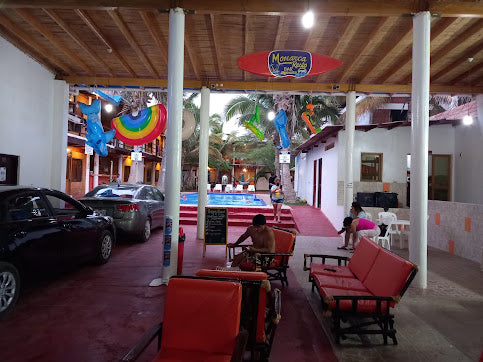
[290,205,339,237]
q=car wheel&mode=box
[140,218,151,243]
[0,262,20,320]
[95,231,113,264]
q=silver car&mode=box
[81,184,164,242]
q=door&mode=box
[312,160,317,206]
[317,158,322,208]
[430,154,451,201]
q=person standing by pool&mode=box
[270,178,284,223]
[228,214,275,268]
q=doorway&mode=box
[429,154,451,201]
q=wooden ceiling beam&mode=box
[44,9,115,77]
[0,12,74,74]
[337,17,390,83]
[401,18,483,84]
[447,60,482,85]
[431,40,483,82]
[140,11,168,67]
[0,25,59,74]
[267,15,288,83]
[243,14,249,81]
[183,19,201,80]
[209,14,226,80]
[315,16,355,83]
[108,9,159,78]
[15,8,95,75]
[62,76,483,94]
[75,9,136,77]
[377,17,457,83]
[2,1,482,17]
[358,22,413,83]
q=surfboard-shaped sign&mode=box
[237,50,342,78]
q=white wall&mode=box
[295,124,459,228]
[0,37,68,190]
[453,95,483,204]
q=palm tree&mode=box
[225,93,340,202]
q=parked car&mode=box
[81,184,164,243]
[0,186,116,319]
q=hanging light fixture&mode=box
[267,111,275,120]
[302,10,314,29]
[462,102,473,125]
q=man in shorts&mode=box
[228,214,275,268]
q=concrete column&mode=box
[410,11,430,289]
[118,156,123,183]
[344,91,356,216]
[153,7,184,286]
[93,153,99,188]
[197,86,210,239]
[151,161,156,185]
[85,154,90,193]
[50,80,69,192]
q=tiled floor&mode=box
[1,205,482,361]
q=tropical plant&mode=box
[224,93,340,202]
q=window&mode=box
[44,193,82,220]
[7,193,49,221]
[361,153,382,181]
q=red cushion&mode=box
[196,269,268,281]
[161,278,242,355]
[318,287,389,313]
[348,236,381,282]
[271,229,295,267]
[153,348,232,362]
[195,270,267,343]
[309,263,355,279]
[363,248,414,298]
[313,274,368,292]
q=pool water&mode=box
[180,192,266,206]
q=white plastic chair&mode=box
[364,212,372,221]
[207,183,211,192]
[376,221,393,250]
[247,184,255,193]
[235,184,244,192]
[225,184,233,193]
[378,212,398,247]
[213,184,222,192]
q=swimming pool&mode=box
[180,192,266,206]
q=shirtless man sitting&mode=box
[228,214,275,268]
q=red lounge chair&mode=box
[120,277,247,361]
[228,226,296,286]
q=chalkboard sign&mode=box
[204,207,228,256]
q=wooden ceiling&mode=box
[0,0,482,95]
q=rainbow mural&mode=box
[111,104,167,146]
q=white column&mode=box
[197,86,210,239]
[344,91,356,216]
[85,154,90,194]
[151,161,156,185]
[93,153,99,187]
[153,7,184,286]
[410,11,430,289]
[50,80,69,192]
[118,156,123,183]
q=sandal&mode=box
[337,246,348,250]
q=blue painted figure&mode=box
[79,99,116,156]
[273,109,290,148]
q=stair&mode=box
[180,205,298,231]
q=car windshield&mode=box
[85,187,138,198]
